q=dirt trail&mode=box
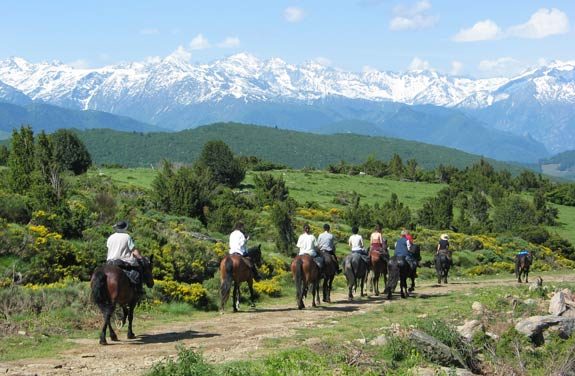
[2,274,574,376]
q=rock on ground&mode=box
[515,315,575,345]
[408,330,466,369]
[457,320,483,341]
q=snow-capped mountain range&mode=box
[0,53,574,157]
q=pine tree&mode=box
[8,126,36,193]
[196,140,245,188]
[51,129,92,175]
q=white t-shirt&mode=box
[106,232,137,265]
[229,230,247,255]
[348,234,364,251]
[297,233,317,256]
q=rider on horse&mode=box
[317,223,341,274]
[106,220,145,295]
[349,226,370,265]
[370,223,387,254]
[436,233,451,263]
[395,229,417,272]
[297,224,324,271]
[229,222,261,281]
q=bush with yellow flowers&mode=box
[153,280,209,308]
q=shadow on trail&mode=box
[135,330,220,345]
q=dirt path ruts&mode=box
[2,274,574,376]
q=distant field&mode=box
[95,167,575,243]
[551,203,575,245]
[247,170,445,210]
[90,167,157,189]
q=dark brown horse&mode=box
[319,250,338,303]
[435,250,451,284]
[291,254,321,309]
[91,256,154,345]
[515,251,533,283]
[368,247,389,296]
[343,252,369,301]
[219,245,262,312]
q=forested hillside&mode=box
[74,123,530,172]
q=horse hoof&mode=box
[408,287,414,292]
[127,333,136,340]
[99,339,108,345]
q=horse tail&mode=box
[295,257,304,309]
[220,257,234,311]
[385,258,399,295]
[91,268,110,308]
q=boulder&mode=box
[549,292,567,316]
[515,315,575,345]
[457,320,483,341]
[408,330,466,368]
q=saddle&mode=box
[107,259,142,286]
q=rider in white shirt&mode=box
[228,222,261,281]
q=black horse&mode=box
[319,250,338,303]
[515,252,533,283]
[91,256,154,345]
[385,244,420,299]
[435,250,451,284]
[343,252,369,301]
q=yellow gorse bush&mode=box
[154,280,208,306]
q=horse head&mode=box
[141,255,154,288]
[248,244,262,267]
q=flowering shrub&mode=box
[154,280,209,308]
[253,278,282,297]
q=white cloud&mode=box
[140,28,159,35]
[167,45,192,61]
[507,8,569,39]
[390,1,438,31]
[453,8,569,42]
[68,59,90,69]
[284,7,305,23]
[478,57,526,77]
[450,60,463,75]
[312,57,332,66]
[217,37,241,48]
[453,20,502,42]
[190,34,210,50]
[408,57,432,70]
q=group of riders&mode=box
[104,219,453,294]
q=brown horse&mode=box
[291,254,321,309]
[368,247,389,296]
[515,251,533,283]
[91,256,154,345]
[219,245,262,313]
[319,250,338,303]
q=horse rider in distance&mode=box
[297,223,324,271]
[317,223,341,274]
[229,222,261,281]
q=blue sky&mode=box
[2,0,573,77]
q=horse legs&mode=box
[126,305,136,339]
[312,281,319,307]
[232,283,240,312]
[322,278,330,303]
[408,273,415,292]
[99,303,118,344]
[248,280,256,308]
[373,272,379,296]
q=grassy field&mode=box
[93,167,446,211]
[551,203,575,245]
[247,170,445,210]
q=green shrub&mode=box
[148,346,215,376]
[0,191,31,224]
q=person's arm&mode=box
[132,248,143,259]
